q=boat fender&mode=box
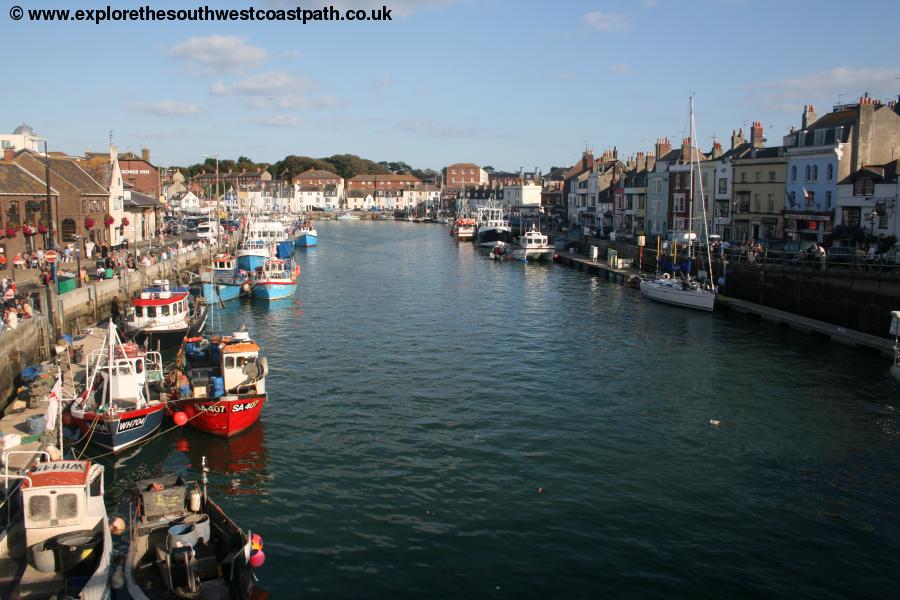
[661,273,671,279]
[258,356,268,380]
[184,336,202,343]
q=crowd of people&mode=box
[1,278,34,331]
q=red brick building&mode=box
[444,163,488,187]
[292,168,343,187]
[0,153,59,257]
[346,173,421,191]
[118,149,159,199]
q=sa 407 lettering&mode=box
[232,400,260,413]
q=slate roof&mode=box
[838,160,900,185]
[0,163,59,195]
[294,169,341,180]
[124,191,162,208]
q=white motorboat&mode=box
[510,225,555,262]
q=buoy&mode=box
[249,548,266,568]
[251,533,264,550]
[537,487,544,494]
[110,516,127,535]
[173,412,188,427]
[189,489,201,512]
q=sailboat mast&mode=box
[687,95,695,263]
[691,96,715,288]
[107,323,115,412]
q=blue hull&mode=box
[237,254,266,271]
[294,233,318,247]
[202,281,243,302]
[80,406,166,452]
[252,282,297,300]
[276,241,295,259]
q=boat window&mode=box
[225,356,235,368]
[57,494,78,519]
[162,305,170,316]
[135,358,144,374]
[148,306,157,318]
[135,306,143,317]
[90,473,102,496]
[237,356,246,367]
[28,495,51,520]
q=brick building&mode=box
[0,153,59,258]
[118,148,159,199]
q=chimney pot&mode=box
[3,148,15,163]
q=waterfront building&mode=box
[500,182,541,208]
[0,154,59,257]
[14,148,110,247]
[835,159,900,241]
[731,128,787,242]
[79,146,127,247]
[783,98,900,241]
[622,152,651,235]
[123,188,163,244]
[118,148,160,199]
[292,168,344,211]
[646,139,677,240]
[444,163,488,187]
[192,167,272,198]
[590,150,624,236]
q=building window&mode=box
[789,191,796,208]
[825,191,832,209]
[673,217,685,231]
[806,191,815,208]
[853,178,874,196]
[737,192,750,213]
[0,140,11,150]
[767,194,774,212]
[673,194,685,212]
[753,193,760,212]
[812,165,818,180]
[769,171,776,182]
[827,164,833,181]
[791,166,797,181]
[740,172,747,183]
[755,171,761,182]
[805,165,811,181]
[842,207,860,228]
[718,178,726,194]
[814,129,826,146]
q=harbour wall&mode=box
[0,317,51,412]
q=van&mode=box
[195,221,223,241]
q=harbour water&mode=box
[101,220,899,598]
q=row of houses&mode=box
[561,96,900,244]
[0,125,166,258]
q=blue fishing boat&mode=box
[292,220,319,247]
[200,254,248,302]
[251,258,299,301]
[69,322,168,453]
[236,239,271,272]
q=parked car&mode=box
[184,219,198,232]
[195,221,224,241]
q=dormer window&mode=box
[854,177,874,196]
[814,130,826,146]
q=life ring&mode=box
[661,273,671,279]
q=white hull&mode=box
[511,246,555,262]
[640,279,715,311]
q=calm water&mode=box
[103,221,900,598]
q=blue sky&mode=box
[3,0,899,171]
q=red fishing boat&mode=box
[168,327,268,437]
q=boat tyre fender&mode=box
[661,273,671,280]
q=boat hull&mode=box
[130,304,208,350]
[511,247,555,262]
[236,254,267,272]
[72,404,166,452]
[178,394,267,437]
[202,281,243,302]
[639,279,715,311]
[294,232,318,247]
[252,281,297,300]
[476,227,513,248]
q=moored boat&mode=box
[336,211,360,221]
[169,327,268,437]
[0,459,112,600]
[452,216,476,241]
[125,457,262,599]
[475,203,513,248]
[200,254,248,303]
[250,258,299,301]
[509,225,555,262]
[292,220,319,247]
[125,280,208,350]
[639,275,715,311]
[70,322,168,452]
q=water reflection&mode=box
[176,422,270,496]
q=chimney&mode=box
[612,146,618,160]
[853,96,877,172]
[636,151,645,170]
[109,144,118,162]
[645,152,656,172]
[802,104,817,129]
[711,141,723,159]
[655,138,671,159]
[581,151,593,171]
[681,137,692,161]
[141,146,150,163]
[730,128,745,150]
[3,148,15,163]
[750,121,764,149]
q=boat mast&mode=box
[687,94,695,267]
[691,95,715,288]
[107,322,115,413]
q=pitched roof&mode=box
[294,169,341,180]
[347,173,421,182]
[125,191,162,208]
[16,151,107,195]
[0,163,59,195]
[838,160,900,185]
[446,162,481,170]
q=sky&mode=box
[3,0,900,171]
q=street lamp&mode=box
[73,234,83,288]
[203,154,220,246]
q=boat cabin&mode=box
[253,259,294,282]
[211,254,236,273]
[128,280,192,330]
[182,330,267,399]
[0,460,109,598]
[86,341,163,411]
[521,227,549,248]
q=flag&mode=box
[44,369,63,428]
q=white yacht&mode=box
[510,225,555,262]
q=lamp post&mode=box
[203,154,219,247]
[73,234,82,288]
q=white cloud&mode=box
[169,35,267,75]
[256,115,304,127]
[608,64,630,75]
[211,72,316,96]
[131,101,204,116]
[582,11,628,32]
[284,49,302,60]
[757,66,900,111]
[245,95,345,109]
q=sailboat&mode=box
[640,96,717,311]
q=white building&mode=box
[0,123,42,153]
[836,161,900,241]
[502,182,541,207]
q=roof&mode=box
[17,151,108,195]
[223,342,260,354]
[294,168,341,180]
[446,162,481,170]
[838,160,900,185]
[0,162,59,195]
[125,191,162,208]
[347,173,421,182]
[24,460,91,489]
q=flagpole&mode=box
[57,368,63,454]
